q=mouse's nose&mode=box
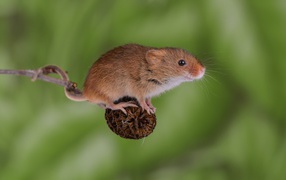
[195,66,205,79]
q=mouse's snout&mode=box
[196,66,205,79]
[189,60,205,80]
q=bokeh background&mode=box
[0,0,286,179]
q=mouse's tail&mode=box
[64,83,87,102]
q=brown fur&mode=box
[66,44,205,113]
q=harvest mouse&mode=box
[65,44,205,114]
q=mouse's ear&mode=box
[146,49,166,65]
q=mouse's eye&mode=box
[178,59,186,66]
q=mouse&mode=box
[65,43,205,114]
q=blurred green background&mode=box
[0,0,286,179]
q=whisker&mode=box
[200,79,211,99]
[205,73,222,86]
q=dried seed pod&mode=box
[105,97,156,139]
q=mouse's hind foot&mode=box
[106,102,138,114]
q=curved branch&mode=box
[0,65,82,95]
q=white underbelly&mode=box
[147,78,186,97]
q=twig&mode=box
[0,65,83,95]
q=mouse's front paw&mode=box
[140,101,156,114]
[149,106,156,114]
